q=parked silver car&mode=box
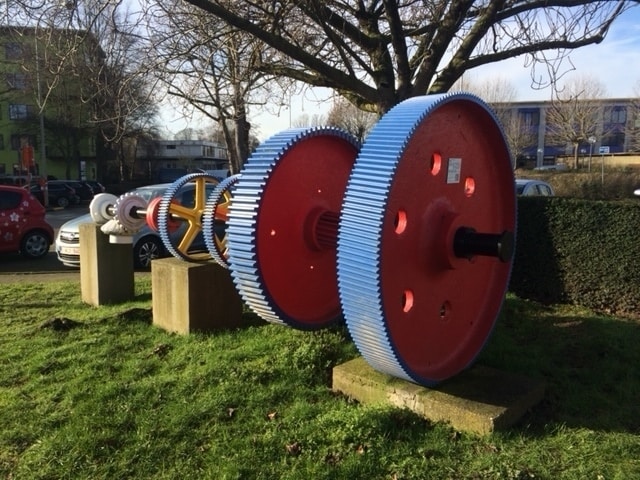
[55,182,218,268]
[515,179,555,196]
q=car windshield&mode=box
[132,187,167,203]
[515,184,525,194]
[131,184,217,206]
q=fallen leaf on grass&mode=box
[324,452,341,465]
[148,343,172,358]
[40,317,81,331]
[285,442,301,455]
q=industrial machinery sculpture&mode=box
[89,92,516,387]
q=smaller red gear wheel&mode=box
[226,127,360,330]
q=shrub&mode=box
[510,196,640,318]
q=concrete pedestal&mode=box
[80,223,135,306]
[332,357,546,435]
[151,257,243,334]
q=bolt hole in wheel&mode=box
[439,301,451,321]
[464,176,476,197]
[402,289,414,313]
[338,93,516,386]
[394,209,408,234]
[430,152,442,176]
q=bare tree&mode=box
[546,75,608,169]
[292,112,327,129]
[182,0,637,116]
[66,1,161,181]
[452,76,535,169]
[9,0,160,181]
[325,96,377,143]
[453,76,518,105]
[143,0,280,173]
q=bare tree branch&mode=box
[182,0,639,114]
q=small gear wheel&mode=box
[202,174,241,269]
[89,193,118,225]
[157,172,220,261]
[113,193,147,232]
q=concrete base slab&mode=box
[332,357,545,435]
[152,257,243,334]
[80,223,135,306]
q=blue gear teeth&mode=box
[202,174,241,269]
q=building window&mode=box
[166,144,176,150]
[5,42,23,60]
[518,108,540,128]
[608,106,627,125]
[601,131,625,149]
[9,104,35,120]
[6,73,28,90]
[0,134,5,150]
[10,134,36,151]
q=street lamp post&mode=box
[537,148,543,168]
[588,136,596,173]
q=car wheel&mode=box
[20,230,51,259]
[133,236,164,269]
[56,196,69,208]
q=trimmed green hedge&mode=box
[510,197,640,318]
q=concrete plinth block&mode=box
[80,223,135,306]
[332,357,546,435]
[151,257,243,334]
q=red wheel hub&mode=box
[146,196,180,233]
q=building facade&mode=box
[135,139,229,182]
[494,98,639,168]
[0,27,98,181]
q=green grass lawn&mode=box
[1,278,639,479]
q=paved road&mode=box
[0,206,85,283]
[0,205,154,284]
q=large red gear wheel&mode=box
[338,93,516,386]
